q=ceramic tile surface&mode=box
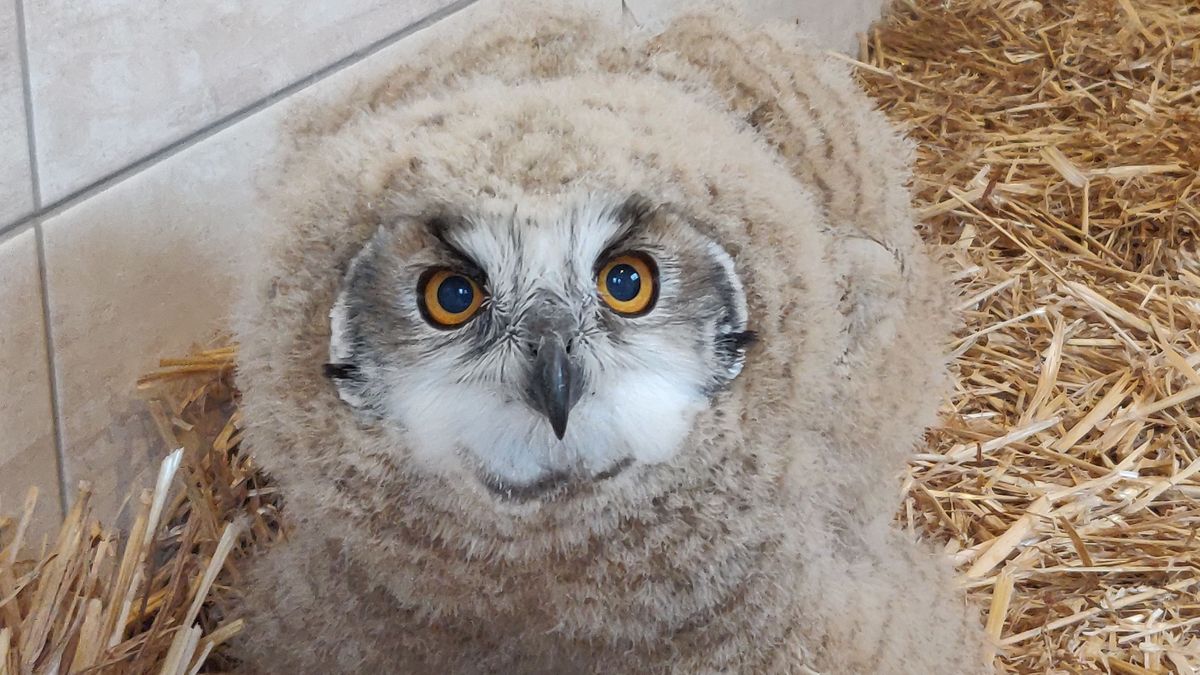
[24,0,460,202]
[0,0,34,225]
[0,226,62,540]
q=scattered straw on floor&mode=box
[3,0,1199,672]
[853,0,1200,672]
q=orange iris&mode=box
[597,253,657,316]
[420,269,484,328]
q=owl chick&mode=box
[233,4,990,673]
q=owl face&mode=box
[327,194,753,500]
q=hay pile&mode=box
[2,0,1198,671]
[852,0,1200,671]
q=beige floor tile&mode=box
[24,0,462,202]
[0,226,62,540]
[0,0,34,225]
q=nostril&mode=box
[522,332,575,359]
[524,339,541,358]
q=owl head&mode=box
[325,194,754,499]
[238,5,947,532]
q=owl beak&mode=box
[527,335,582,440]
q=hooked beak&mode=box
[526,335,583,440]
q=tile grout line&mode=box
[0,214,32,238]
[14,0,68,518]
[12,0,37,207]
[32,227,67,514]
[0,0,481,239]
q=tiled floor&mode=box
[0,0,873,536]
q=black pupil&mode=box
[606,264,641,302]
[437,275,475,314]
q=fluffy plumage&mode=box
[233,4,990,673]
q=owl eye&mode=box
[419,269,484,328]
[597,252,658,316]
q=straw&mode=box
[0,344,282,673]
[855,0,1200,670]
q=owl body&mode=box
[234,5,988,673]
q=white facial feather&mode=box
[330,195,747,494]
